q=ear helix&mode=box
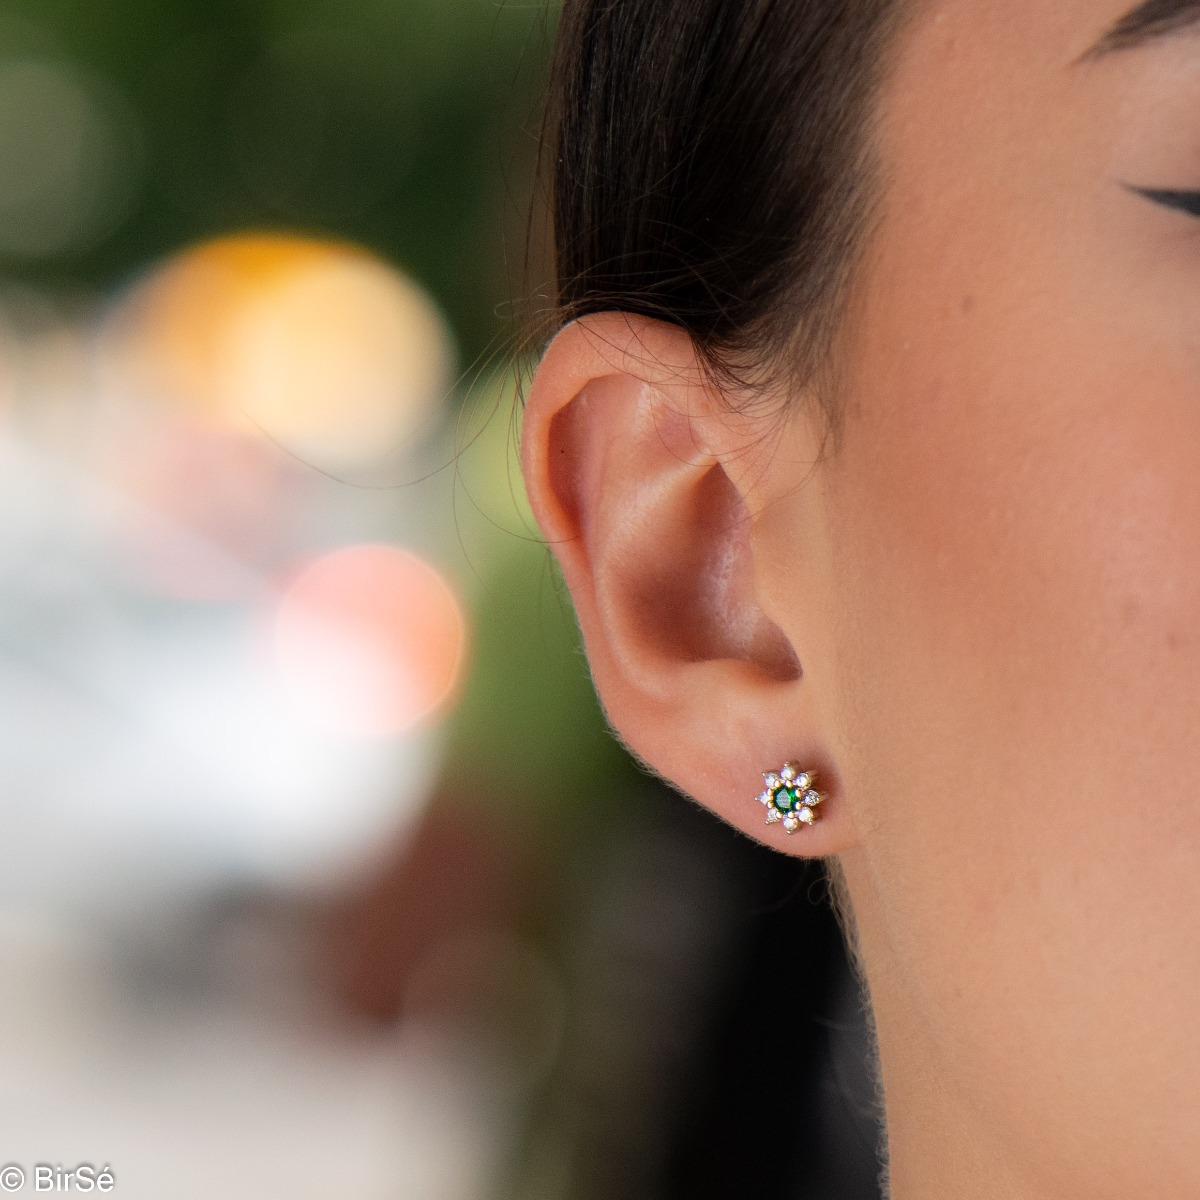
[757,762,825,835]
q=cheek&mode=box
[827,309,1200,1169]
[844,351,1200,765]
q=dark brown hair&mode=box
[545,0,907,412]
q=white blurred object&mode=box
[0,252,508,1200]
[0,428,441,917]
[0,269,461,920]
[0,908,508,1200]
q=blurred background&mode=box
[0,1,884,1197]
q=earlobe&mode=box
[521,313,857,857]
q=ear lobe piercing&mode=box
[758,762,824,834]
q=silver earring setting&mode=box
[758,763,824,834]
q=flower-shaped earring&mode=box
[758,763,824,834]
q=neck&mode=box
[837,849,1031,1200]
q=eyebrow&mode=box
[1084,0,1200,59]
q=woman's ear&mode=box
[521,312,857,856]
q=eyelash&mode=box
[1133,187,1200,217]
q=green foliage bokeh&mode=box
[0,0,555,365]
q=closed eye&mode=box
[1130,187,1200,217]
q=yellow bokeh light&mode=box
[100,234,455,469]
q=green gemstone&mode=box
[773,785,799,813]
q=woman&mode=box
[520,0,1200,1196]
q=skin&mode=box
[522,2,1200,1197]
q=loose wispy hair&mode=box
[545,0,907,421]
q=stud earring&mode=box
[757,762,824,834]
